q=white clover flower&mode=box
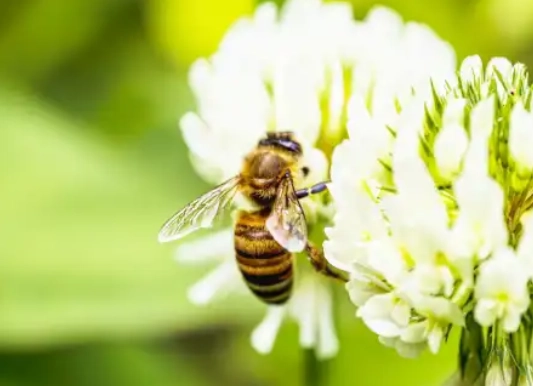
[325,55,533,373]
[326,97,466,357]
[175,0,456,358]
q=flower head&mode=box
[175,0,456,358]
[326,55,533,380]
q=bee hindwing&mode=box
[265,174,307,253]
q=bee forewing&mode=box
[157,177,240,243]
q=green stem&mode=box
[303,348,325,386]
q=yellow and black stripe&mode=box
[234,209,293,305]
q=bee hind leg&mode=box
[305,242,349,283]
[296,182,347,281]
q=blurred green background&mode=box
[0,0,531,385]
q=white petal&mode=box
[175,229,234,264]
[295,287,318,349]
[180,112,212,160]
[443,98,466,126]
[365,239,408,286]
[328,181,387,242]
[324,188,388,272]
[398,22,455,97]
[326,136,391,271]
[361,319,401,338]
[357,294,401,337]
[411,295,464,325]
[435,98,468,180]
[328,140,352,194]
[325,60,345,137]
[452,163,507,259]
[391,104,449,252]
[427,326,444,354]
[322,238,354,273]
[503,308,523,333]
[251,306,286,354]
[474,299,497,327]
[345,97,391,180]
[187,154,223,185]
[469,96,494,141]
[254,2,277,23]
[405,264,443,296]
[273,57,321,144]
[509,101,533,170]
[187,261,241,305]
[486,57,513,80]
[316,284,339,359]
[486,57,514,102]
[441,267,456,297]
[300,147,328,185]
[476,248,529,298]
[288,274,339,358]
[390,301,411,327]
[188,58,212,99]
[459,55,483,83]
[364,7,404,38]
[323,237,356,273]
[400,322,427,343]
[345,276,384,307]
[518,212,533,277]
[434,122,468,180]
[393,339,426,358]
[382,184,448,266]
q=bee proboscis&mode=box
[159,132,345,304]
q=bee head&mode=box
[257,131,302,156]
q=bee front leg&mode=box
[305,243,349,283]
[295,181,329,199]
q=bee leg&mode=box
[305,243,349,283]
[296,181,329,199]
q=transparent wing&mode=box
[266,174,308,252]
[158,176,240,243]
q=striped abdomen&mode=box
[234,209,293,305]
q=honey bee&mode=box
[159,131,345,305]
